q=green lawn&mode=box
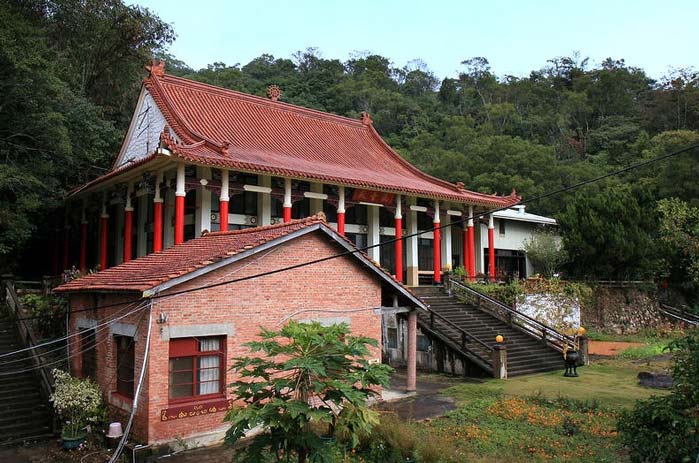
[445,358,668,409]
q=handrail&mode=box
[419,306,493,372]
[446,276,577,353]
[2,276,56,430]
[425,306,494,353]
[659,302,699,326]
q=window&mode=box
[386,328,398,349]
[169,337,225,401]
[417,334,431,352]
[115,335,135,398]
[499,219,506,236]
[80,329,96,380]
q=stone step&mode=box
[416,286,570,378]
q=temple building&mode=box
[59,61,519,285]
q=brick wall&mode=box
[67,231,383,445]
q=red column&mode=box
[337,212,345,235]
[174,194,185,245]
[79,221,87,272]
[433,225,441,283]
[62,227,70,270]
[123,208,133,262]
[219,199,229,231]
[99,215,109,270]
[153,200,163,252]
[467,224,476,280]
[394,217,403,283]
[283,206,291,223]
[488,224,496,281]
[406,311,417,392]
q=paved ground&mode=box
[161,369,470,462]
[0,370,474,462]
[588,340,643,356]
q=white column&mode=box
[136,194,148,257]
[367,205,380,262]
[195,166,212,236]
[258,175,272,225]
[406,197,419,286]
[310,182,323,214]
[441,212,452,272]
[283,178,292,208]
[220,170,229,201]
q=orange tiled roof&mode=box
[54,215,419,298]
[141,70,518,207]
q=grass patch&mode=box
[444,359,667,409]
[615,342,669,360]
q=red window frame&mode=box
[168,336,225,403]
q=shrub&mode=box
[225,321,392,463]
[618,331,699,462]
[50,369,103,438]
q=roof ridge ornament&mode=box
[360,111,373,125]
[267,85,281,101]
[146,60,166,78]
[455,181,466,191]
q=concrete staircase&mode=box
[413,285,566,377]
[0,310,54,447]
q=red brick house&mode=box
[55,215,426,446]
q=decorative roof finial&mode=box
[146,60,166,77]
[360,111,373,125]
[455,181,465,191]
[267,85,281,101]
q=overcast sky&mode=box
[132,0,697,80]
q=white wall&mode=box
[114,91,168,169]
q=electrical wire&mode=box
[108,302,153,463]
[0,301,148,365]
[13,142,698,323]
[0,300,148,360]
[0,306,149,377]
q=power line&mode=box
[18,142,699,321]
[0,300,148,360]
[0,301,148,365]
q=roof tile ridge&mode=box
[146,76,228,153]
[159,74,366,127]
[204,215,324,237]
[363,123,468,193]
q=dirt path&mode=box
[589,340,643,356]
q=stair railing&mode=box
[1,276,56,421]
[425,306,494,360]
[659,302,699,326]
[446,275,577,354]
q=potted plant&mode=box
[50,369,103,449]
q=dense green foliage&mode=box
[2,1,699,290]
[618,331,699,462]
[523,230,568,278]
[224,321,391,463]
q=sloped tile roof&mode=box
[54,215,420,302]
[141,72,519,207]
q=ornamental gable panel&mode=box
[114,91,168,170]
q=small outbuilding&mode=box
[55,215,425,446]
